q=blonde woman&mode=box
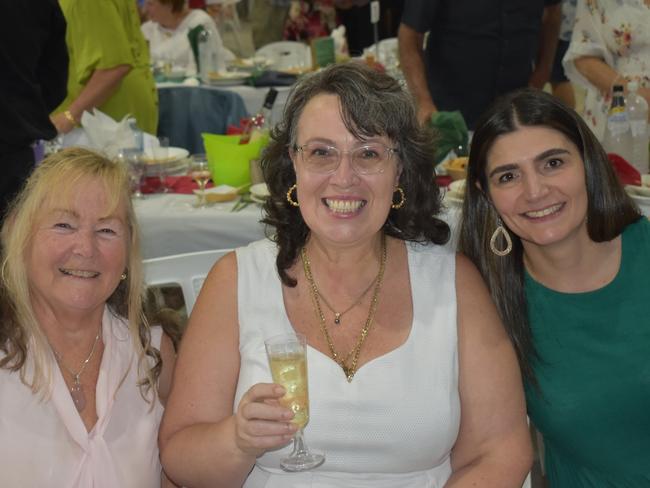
[0,147,175,487]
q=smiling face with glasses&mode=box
[290,93,402,246]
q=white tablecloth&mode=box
[134,193,268,259]
[134,191,648,260]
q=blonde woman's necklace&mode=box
[52,328,101,413]
[301,234,387,382]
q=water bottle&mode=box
[603,84,634,167]
[197,27,218,83]
[627,81,649,174]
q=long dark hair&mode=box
[262,61,450,286]
[458,88,641,385]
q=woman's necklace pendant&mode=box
[334,313,341,325]
[70,377,86,413]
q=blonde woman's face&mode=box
[26,178,129,319]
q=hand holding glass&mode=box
[265,333,325,472]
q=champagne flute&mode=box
[264,333,325,472]
[189,154,211,207]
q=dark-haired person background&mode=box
[0,0,68,220]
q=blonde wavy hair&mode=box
[0,147,161,398]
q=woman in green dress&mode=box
[458,88,650,486]
[51,0,158,135]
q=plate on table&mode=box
[206,71,250,86]
[229,57,273,72]
[142,147,189,176]
[249,183,270,205]
[193,185,239,203]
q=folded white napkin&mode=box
[61,109,156,159]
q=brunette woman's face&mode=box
[485,125,589,252]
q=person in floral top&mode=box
[563,0,650,139]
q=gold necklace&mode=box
[301,234,387,382]
[51,329,101,413]
[317,275,377,325]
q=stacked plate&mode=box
[625,184,650,214]
[142,147,189,176]
[250,183,270,204]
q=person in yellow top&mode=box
[51,0,158,135]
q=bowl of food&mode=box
[442,156,469,181]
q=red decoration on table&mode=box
[141,176,214,194]
[608,153,641,186]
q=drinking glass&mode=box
[117,148,145,199]
[154,136,171,193]
[188,154,211,207]
[264,333,325,472]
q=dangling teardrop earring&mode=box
[489,217,513,256]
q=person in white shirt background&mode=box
[141,0,231,75]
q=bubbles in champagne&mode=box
[269,353,310,429]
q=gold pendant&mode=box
[341,364,354,382]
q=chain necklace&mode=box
[301,234,387,382]
[317,275,377,325]
[52,328,101,413]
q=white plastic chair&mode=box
[143,249,231,313]
[255,41,312,72]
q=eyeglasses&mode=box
[294,141,398,175]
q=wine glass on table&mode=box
[264,333,325,472]
[117,148,145,199]
[189,154,211,207]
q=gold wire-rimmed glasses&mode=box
[293,141,398,175]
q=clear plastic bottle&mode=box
[627,81,649,174]
[603,84,634,167]
[197,27,218,83]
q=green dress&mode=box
[56,0,158,134]
[525,218,650,487]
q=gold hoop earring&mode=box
[489,217,513,256]
[120,272,127,281]
[391,186,406,209]
[286,183,299,207]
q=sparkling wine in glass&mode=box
[189,154,211,207]
[265,333,325,472]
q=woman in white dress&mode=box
[563,0,650,138]
[159,62,532,487]
[141,0,228,74]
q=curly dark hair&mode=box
[261,61,450,286]
[458,88,641,386]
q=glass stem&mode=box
[291,429,310,456]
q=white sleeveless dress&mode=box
[234,239,460,488]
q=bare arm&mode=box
[529,3,561,89]
[446,254,532,487]
[398,23,436,125]
[51,64,131,134]
[158,253,296,488]
[158,331,176,406]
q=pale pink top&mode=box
[0,308,163,487]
